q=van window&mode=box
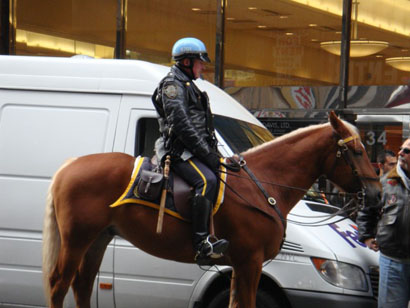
[135,115,273,159]
[135,117,159,157]
[214,115,273,153]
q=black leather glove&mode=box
[203,152,220,174]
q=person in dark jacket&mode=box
[357,139,410,308]
[152,37,228,265]
[377,149,397,184]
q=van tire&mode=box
[207,289,280,308]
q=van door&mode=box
[112,94,158,156]
[0,89,120,307]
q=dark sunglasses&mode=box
[400,147,410,154]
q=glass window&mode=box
[224,1,343,88]
[135,118,159,157]
[348,0,410,86]
[16,0,116,58]
[126,0,217,83]
[214,115,273,153]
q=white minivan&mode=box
[0,56,378,308]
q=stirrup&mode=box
[195,235,229,263]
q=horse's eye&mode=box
[354,150,363,156]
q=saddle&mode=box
[110,156,228,221]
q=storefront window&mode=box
[126,0,217,83]
[7,0,410,168]
[223,0,409,115]
[16,0,116,58]
[347,0,410,86]
[224,1,343,88]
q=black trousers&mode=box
[172,157,217,203]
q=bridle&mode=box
[334,133,379,184]
[330,133,380,212]
[220,132,379,228]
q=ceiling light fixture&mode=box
[320,0,388,57]
[385,57,410,72]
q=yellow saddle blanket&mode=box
[110,156,227,221]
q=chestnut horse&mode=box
[42,111,380,308]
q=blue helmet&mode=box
[172,37,211,63]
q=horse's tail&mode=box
[42,158,76,303]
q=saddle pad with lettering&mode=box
[110,156,227,222]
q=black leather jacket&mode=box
[357,168,410,259]
[152,65,217,162]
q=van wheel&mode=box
[207,289,280,308]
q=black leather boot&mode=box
[191,195,229,265]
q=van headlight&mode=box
[311,257,368,291]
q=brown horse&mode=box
[42,111,381,308]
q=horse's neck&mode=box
[244,125,333,213]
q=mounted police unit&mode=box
[152,37,229,265]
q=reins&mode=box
[219,169,359,199]
[218,170,359,227]
[217,132,374,228]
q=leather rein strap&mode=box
[233,155,287,230]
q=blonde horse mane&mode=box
[244,122,329,155]
[244,116,361,156]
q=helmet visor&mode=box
[199,53,211,63]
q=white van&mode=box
[0,56,378,308]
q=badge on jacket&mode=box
[164,84,178,99]
[387,194,397,205]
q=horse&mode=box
[42,111,381,308]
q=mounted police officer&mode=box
[152,37,229,265]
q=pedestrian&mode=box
[377,149,397,184]
[151,37,229,265]
[357,139,410,308]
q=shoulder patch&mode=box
[163,84,178,99]
[387,179,398,186]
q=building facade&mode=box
[1,0,410,161]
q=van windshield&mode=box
[214,115,273,153]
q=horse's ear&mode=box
[328,110,347,135]
[329,111,341,129]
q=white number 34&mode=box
[366,131,387,146]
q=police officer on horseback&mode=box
[152,37,229,265]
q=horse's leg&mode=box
[49,226,103,308]
[228,270,238,308]
[71,230,114,308]
[232,258,263,308]
[49,243,89,308]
